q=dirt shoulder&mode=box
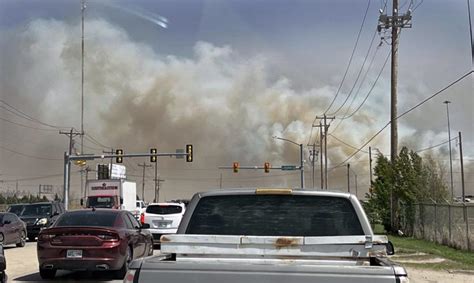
[405,267,474,283]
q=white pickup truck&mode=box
[125,188,408,283]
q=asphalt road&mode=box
[4,242,150,283]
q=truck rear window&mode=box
[186,195,364,236]
[146,205,182,215]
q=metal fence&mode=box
[401,203,473,252]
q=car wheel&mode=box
[148,240,154,256]
[39,268,56,279]
[0,271,5,283]
[16,231,26,248]
[114,246,132,279]
[0,233,4,245]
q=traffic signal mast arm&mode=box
[218,165,301,170]
[67,151,189,161]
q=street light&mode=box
[272,136,305,189]
[443,101,454,201]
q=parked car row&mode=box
[2,199,187,280]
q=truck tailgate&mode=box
[137,259,398,283]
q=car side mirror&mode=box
[141,223,150,229]
[3,220,11,225]
[120,198,124,205]
[386,241,395,255]
[52,212,59,217]
[80,199,84,206]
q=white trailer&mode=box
[83,179,137,213]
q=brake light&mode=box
[97,234,119,241]
[38,234,55,241]
[140,213,145,224]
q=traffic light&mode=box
[150,148,157,163]
[97,164,109,180]
[186,144,193,162]
[74,160,86,166]
[115,149,123,163]
[233,162,239,173]
[264,162,271,173]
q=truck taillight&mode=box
[140,213,145,224]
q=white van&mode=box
[140,202,186,244]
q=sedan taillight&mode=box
[97,234,119,241]
[140,213,145,224]
[38,234,55,241]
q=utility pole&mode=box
[154,178,165,202]
[347,163,350,193]
[315,115,334,190]
[80,0,86,207]
[459,132,465,203]
[378,2,411,231]
[60,128,83,210]
[137,163,152,202]
[355,174,358,198]
[103,148,114,178]
[444,101,454,201]
[369,146,373,186]
[312,122,324,190]
[154,162,158,202]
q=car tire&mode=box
[115,246,132,279]
[0,271,5,283]
[0,233,4,245]
[39,268,56,279]
[16,231,26,248]
[148,240,154,256]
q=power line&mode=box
[0,144,62,161]
[416,137,459,153]
[0,100,69,129]
[332,70,472,168]
[329,29,379,116]
[330,45,389,133]
[0,116,58,132]
[319,0,372,117]
[329,134,369,153]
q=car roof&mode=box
[64,208,125,214]
[195,188,352,199]
[147,202,185,207]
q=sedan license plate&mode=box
[66,249,82,258]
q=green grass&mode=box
[388,235,474,270]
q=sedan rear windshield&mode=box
[146,205,182,215]
[186,195,364,236]
[55,211,118,227]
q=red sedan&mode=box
[37,208,153,279]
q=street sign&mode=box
[110,164,126,179]
[281,165,297,171]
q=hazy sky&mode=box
[0,0,472,201]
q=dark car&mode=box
[6,204,26,216]
[0,213,27,248]
[19,202,65,241]
[37,209,154,279]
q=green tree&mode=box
[366,147,448,233]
